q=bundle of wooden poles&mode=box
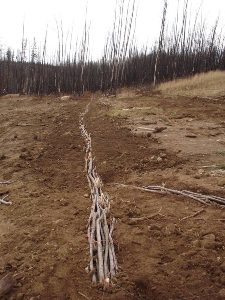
[79,103,118,285]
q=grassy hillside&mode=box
[156,71,225,99]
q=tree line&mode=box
[0,0,224,96]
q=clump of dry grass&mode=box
[157,71,225,98]
[116,87,138,99]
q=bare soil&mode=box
[1,92,225,299]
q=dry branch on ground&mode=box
[0,194,12,205]
[115,183,225,206]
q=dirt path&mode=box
[1,95,225,299]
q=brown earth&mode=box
[0,91,225,300]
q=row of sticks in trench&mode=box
[79,102,118,285]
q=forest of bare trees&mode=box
[0,0,224,96]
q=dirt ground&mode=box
[1,90,225,299]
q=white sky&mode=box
[0,0,224,59]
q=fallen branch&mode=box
[0,180,12,185]
[79,101,117,286]
[180,209,205,221]
[114,183,225,206]
[16,123,46,127]
[137,127,154,131]
[0,194,12,205]
[78,291,91,300]
[129,207,164,223]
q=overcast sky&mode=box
[0,0,224,59]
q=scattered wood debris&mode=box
[115,183,225,205]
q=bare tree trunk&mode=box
[153,0,167,86]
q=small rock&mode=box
[153,126,167,133]
[16,293,25,300]
[60,95,71,101]
[0,274,15,298]
[148,225,161,231]
[16,282,22,287]
[107,291,127,299]
[164,224,178,236]
[203,233,216,241]
[15,255,24,262]
[220,276,225,285]
[219,288,225,299]
[220,262,225,272]
[60,201,69,207]
[0,154,6,160]
[180,250,198,257]
[200,233,216,249]
[34,257,40,262]
[200,239,216,249]
[128,219,138,225]
[192,240,201,248]
[5,263,13,270]
[84,194,89,198]
[141,158,148,164]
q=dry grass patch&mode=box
[107,105,162,119]
[116,87,138,99]
[157,70,225,99]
